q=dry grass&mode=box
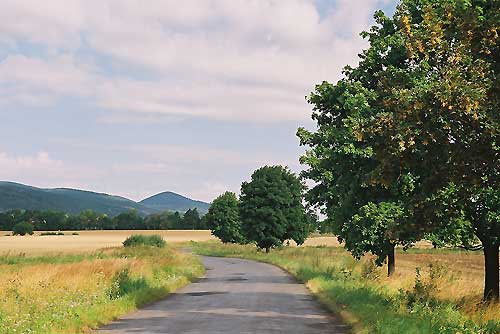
[0,246,204,333]
[0,230,216,255]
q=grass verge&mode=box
[0,246,204,334]
[191,241,500,334]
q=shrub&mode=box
[123,234,166,248]
[400,263,448,309]
[40,231,65,236]
[72,232,79,235]
[12,222,34,236]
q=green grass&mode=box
[0,252,108,265]
[191,241,499,334]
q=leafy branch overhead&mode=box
[298,0,499,300]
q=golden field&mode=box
[0,230,348,255]
[0,230,217,255]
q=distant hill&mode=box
[0,181,210,216]
[140,192,210,214]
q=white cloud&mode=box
[0,151,102,189]
[0,0,393,123]
[0,54,95,106]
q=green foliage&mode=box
[12,221,34,236]
[239,166,309,251]
[182,208,202,229]
[0,208,208,231]
[298,0,499,298]
[205,192,246,244]
[122,235,166,248]
[347,202,412,265]
[108,268,148,300]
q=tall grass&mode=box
[0,247,203,334]
[192,242,500,334]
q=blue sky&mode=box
[0,0,397,202]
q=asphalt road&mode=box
[95,256,348,334]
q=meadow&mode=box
[0,233,205,334]
[192,241,500,334]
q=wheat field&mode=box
[0,231,353,255]
[0,230,216,255]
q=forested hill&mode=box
[140,192,210,213]
[0,182,210,216]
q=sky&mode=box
[0,0,397,203]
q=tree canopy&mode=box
[239,166,309,252]
[205,192,246,244]
[298,0,499,299]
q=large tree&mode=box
[363,0,499,301]
[205,192,246,244]
[239,166,309,252]
[297,79,417,276]
[300,0,499,299]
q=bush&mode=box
[123,234,166,248]
[72,232,79,235]
[400,263,449,309]
[12,222,34,236]
[40,231,65,236]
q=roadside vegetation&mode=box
[0,246,203,334]
[193,242,500,334]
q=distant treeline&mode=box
[0,208,206,231]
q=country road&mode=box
[96,256,348,334]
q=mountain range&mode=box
[0,181,210,216]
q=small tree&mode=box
[345,202,414,277]
[205,192,246,244]
[239,166,309,252]
[12,222,34,236]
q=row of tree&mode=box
[205,166,314,253]
[0,208,206,231]
[297,0,498,301]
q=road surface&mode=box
[96,256,348,334]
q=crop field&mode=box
[0,230,216,255]
[0,230,347,255]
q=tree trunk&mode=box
[265,247,270,253]
[387,244,396,277]
[483,243,499,302]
